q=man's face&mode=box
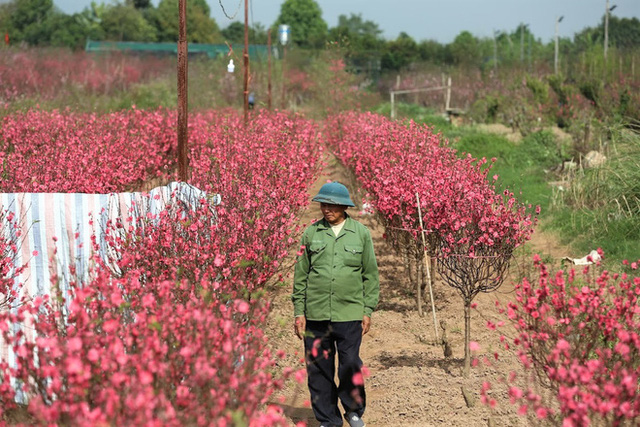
[320,203,347,225]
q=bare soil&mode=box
[266,153,570,427]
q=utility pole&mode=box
[520,24,528,64]
[278,25,290,110]
[177,0,189,181]
[493,30,498,74]
[243,0,249,124]
[604,1,617,61]
[555,16,564,75]
[281,44,286,109]
[267,29,272,110]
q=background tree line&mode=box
[0,0,639,75]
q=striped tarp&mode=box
[0,182,220,388]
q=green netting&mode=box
[85,40,270,60]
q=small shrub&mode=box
[525,76,549,105]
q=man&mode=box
[292,182,380,427]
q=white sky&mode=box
[53,0,639,43]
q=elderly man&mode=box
[292,182,380,427]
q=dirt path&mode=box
[266,152,569,427]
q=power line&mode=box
[218,0,242,20]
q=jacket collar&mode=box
[316,212,355,233]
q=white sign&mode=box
[278,25,290,46]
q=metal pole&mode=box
[604,0,610,60]
[267,29,272,110]
[555,20,559,74]
[177,0,189,182]
[520,24,525,63]
[493,31,498,74]
[281,45,286,109]
[555,16,563,75]
[243,0,249,124]
[528,32,532,71]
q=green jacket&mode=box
[292,214,380,321]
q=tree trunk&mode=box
[463,301,471,377]
[416,255,424,317]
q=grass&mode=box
[451,128,556,213]
[395,102,639,264]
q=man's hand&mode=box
[294,315,306,340]
[362,315,371,336]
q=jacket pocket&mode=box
[343,244,363,267]
[309,242,327,265]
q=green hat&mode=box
[312,182,355,207]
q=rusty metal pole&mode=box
[267,29,272,110]
[177,0,189,181]
[243,0,249,124]
[281,44,286,109]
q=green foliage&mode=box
[221,22,244,45]
[123,80,176,110]
[274,0,328,49]
[606,16,640,49]
[518,130,565,168]
[525,76,549,105]
[6,0,53,44]
[328,12,384,72]
[578,78,602,106]
[334,13,382,38]
[101,4,157,42]
[548,125,640,263]
[546,74,568,105]
[418,39,448,64]
[469,96,500,123]
[76,2,107,41]
[449,31,481,66]
[45,13,89,49]
[381,32,419,71]
[127,0,152,9]
[374,103,451,133]
[153,0,222,43]
[220,22,268,45]
[576,16,640,50]
[450,129,552,211]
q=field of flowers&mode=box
[0,50,171,104]
[1,48,639,426]
[0,108,322,425]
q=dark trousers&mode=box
[304,320,366,426]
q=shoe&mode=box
[345,412,366,427]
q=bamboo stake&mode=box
[416,193,438,342]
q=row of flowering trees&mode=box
[0,109,322,424]
[324,111,537,375]
[321,111,640,424]
[0,108,175,193]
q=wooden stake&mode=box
[416,193,438,342]
[445,77,451,112]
